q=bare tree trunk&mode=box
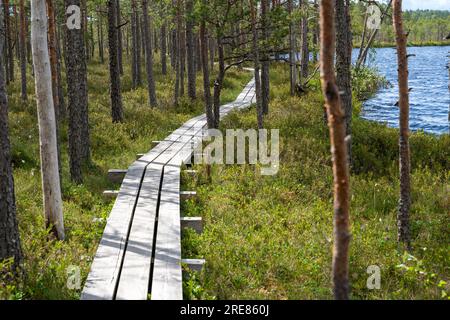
[116,0,123,75]
[212,34,224,128]
[135,7,142,86]
[178,0,185,97]
[0,2,22,271]
[300,0,309,81]
[200,0,213,128]
[31,0,65,240]
[65,0,90,184]
[19,0,27,101]
[108,0,123,122]
[356,0,393,69]
[131,0,138,89]
[161,22,167,75]
[335,0,353,161]
[319,0,351,300]
[186,0,196,100]
[209,36,214,71]
[392,0,411,250]
[261,0,270,115]
[250,0,263,129]
[98,12,104,63]
[288,0,296,96]
[142,0,158,107]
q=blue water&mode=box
[352,46,450,135]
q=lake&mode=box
[353,46,450,135]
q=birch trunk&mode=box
[31,0,64,240]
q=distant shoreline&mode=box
[353,41,450,49]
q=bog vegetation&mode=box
[0,0,448,300]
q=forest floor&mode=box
[181,64,449,300]
[0,58,251,299]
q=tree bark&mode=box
[319,0,351,300]
[288,0,296,96]
[200,0,213,128]
[300,0,309,81]
[392,0,411,250]
[131,0,138,89]
[141,0,158,107]
[186,0,196,100]
[335,0,353,161]
[108,0,123,122]
[250,0,263,129]
[116,0,123,75]
[0,2,22,271]
[31,0,65,240]
[261,0,270,115]
[65,0,90,184]
[19,0,27,101]
[161,22,167,75]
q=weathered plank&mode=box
[107,169,127,184]
[181,217,203,234]
[151,165,183,300]
[115,164,163,300]
[81,117,208,300]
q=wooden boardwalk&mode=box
[81,79,256,300]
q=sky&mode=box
[403,0,450,10]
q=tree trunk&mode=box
[141,0,158,107]
[178,0,185,97]
[161,22,167,75]
[31,0,65,240]
[19,0,27,101]
[261,0,270,115]
[135,7,142,86]
[300,0,309,81]
[186,0,196,100]
[200,0,213,128]
[250,0,263,129]
[65,0,90,184]
[212,34,224,128]
[392,0,411,250]
[116,0,123,75]
[98,12,104,63]
[131,0,138,89]
[288,0,296,96]
[335,0,353,161]
[108,0,123,122]
[356,0,392,68]
[319,0,351,300]
[0,2,22,271]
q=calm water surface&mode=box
[352,46,450,135]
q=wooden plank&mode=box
[115,164,163,300]
[82,117,208,300]
[181,217,203,234]
[182,259,206,273]
[107,169,127,184]
[81,163,147,300]
[180,191,197,201]
[102,190,119,199]
[151,165,183,300]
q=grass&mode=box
[180,64,449,300]
[0,56,252,300]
